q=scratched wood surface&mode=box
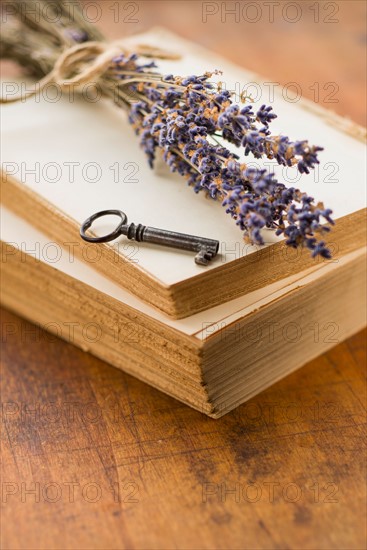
[1,2,366,549]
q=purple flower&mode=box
[256,104,277,126]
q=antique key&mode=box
[80,209,219,265]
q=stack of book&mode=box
[1,29,366,417]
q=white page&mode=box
[1,28,366,286]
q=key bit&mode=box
[80,209,219,266]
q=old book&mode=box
[1,205,366,418]
[1,28,366,319]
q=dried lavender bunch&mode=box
[1,0,334,257]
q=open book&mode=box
[1,28,366,319]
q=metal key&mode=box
[80,209,219,265]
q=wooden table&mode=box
[1,2,366,548]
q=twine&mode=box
[1,40,181,104]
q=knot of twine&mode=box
[1,40,181,104]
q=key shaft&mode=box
[120,223,219,265]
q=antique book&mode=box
[1,205,366,418]
[1,28,366,318]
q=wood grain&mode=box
[1,307,366,549]
[1,1,366,548]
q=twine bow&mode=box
[1,40,181,104]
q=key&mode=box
[80,209,220,265]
